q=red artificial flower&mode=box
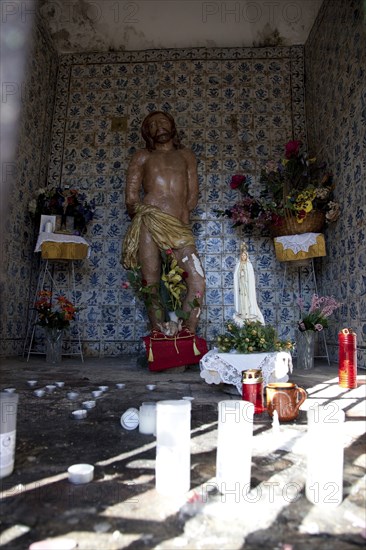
[230,174,246,189]
[271,213,284,226]
[285,140,302,159]
[182,271,189,279]
[166,248,173,255]
[121,281,130,289]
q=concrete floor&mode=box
[0,354,365,550]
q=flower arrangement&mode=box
[29,186,95,234]
[34,290,78,330]
[297,294,341,332]
[215,140,340,234]
[260,140,340,227]
[214,175,273,231]
[216,320,294,354]
[123,249,201,323]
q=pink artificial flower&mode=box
[314,323,324,331]
[121,281,130,289]
[166,248,173,255]
[230,174,246,189]
[285,140,302,159]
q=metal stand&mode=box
[23,258,84,362]
[279,258,330,365]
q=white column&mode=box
[306,404,345,507]
[155,400,191,495]
[216,400,254,498]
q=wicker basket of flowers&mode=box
[270,210,325,237]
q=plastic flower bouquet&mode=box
[297,294,341,332]
[215,140,340,235]
[259,140,340,231]
[34,290,78,330]
[123,249,200,323]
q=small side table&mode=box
[23,233,90,362]
[274,233,330,365]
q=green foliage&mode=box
[216,320,294,354]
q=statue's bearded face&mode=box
[147,114,174,144]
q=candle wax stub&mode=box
[68,463,94,484]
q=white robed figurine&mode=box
[233,242,265,327]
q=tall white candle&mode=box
[139,402,156,435]
[155,400,191,495]
[216,400,254,497]
[306,404,345,507]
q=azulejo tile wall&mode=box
[305,0,366,368]
[0,16,58,357]
[44,46,309,357]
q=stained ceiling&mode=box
[38,0,324,53]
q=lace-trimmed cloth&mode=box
[200,349,293,394]
[274,233,326,262]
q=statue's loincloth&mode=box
[121,204,195,269]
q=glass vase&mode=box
[296,330,315,370]
[45,328,63,364]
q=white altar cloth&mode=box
[200,348,293,395]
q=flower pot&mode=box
[45,328,63,364]
[296,330,315,370]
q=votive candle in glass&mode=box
[139,402,156,435]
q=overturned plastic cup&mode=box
[120,408,139,430]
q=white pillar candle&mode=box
[155,400,191,495]
[306,404,345,507]
[139,402,156,435]
[45,221,53,233]
[216,400,254,497]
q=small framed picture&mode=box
[39,215,56,234]
[55,215,74,234]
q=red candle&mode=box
[242,369,265,413]
[338,328,357,389]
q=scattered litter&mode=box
[93,521,111,533]
[120,408,139,430]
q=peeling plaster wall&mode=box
[39,0,323,53]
